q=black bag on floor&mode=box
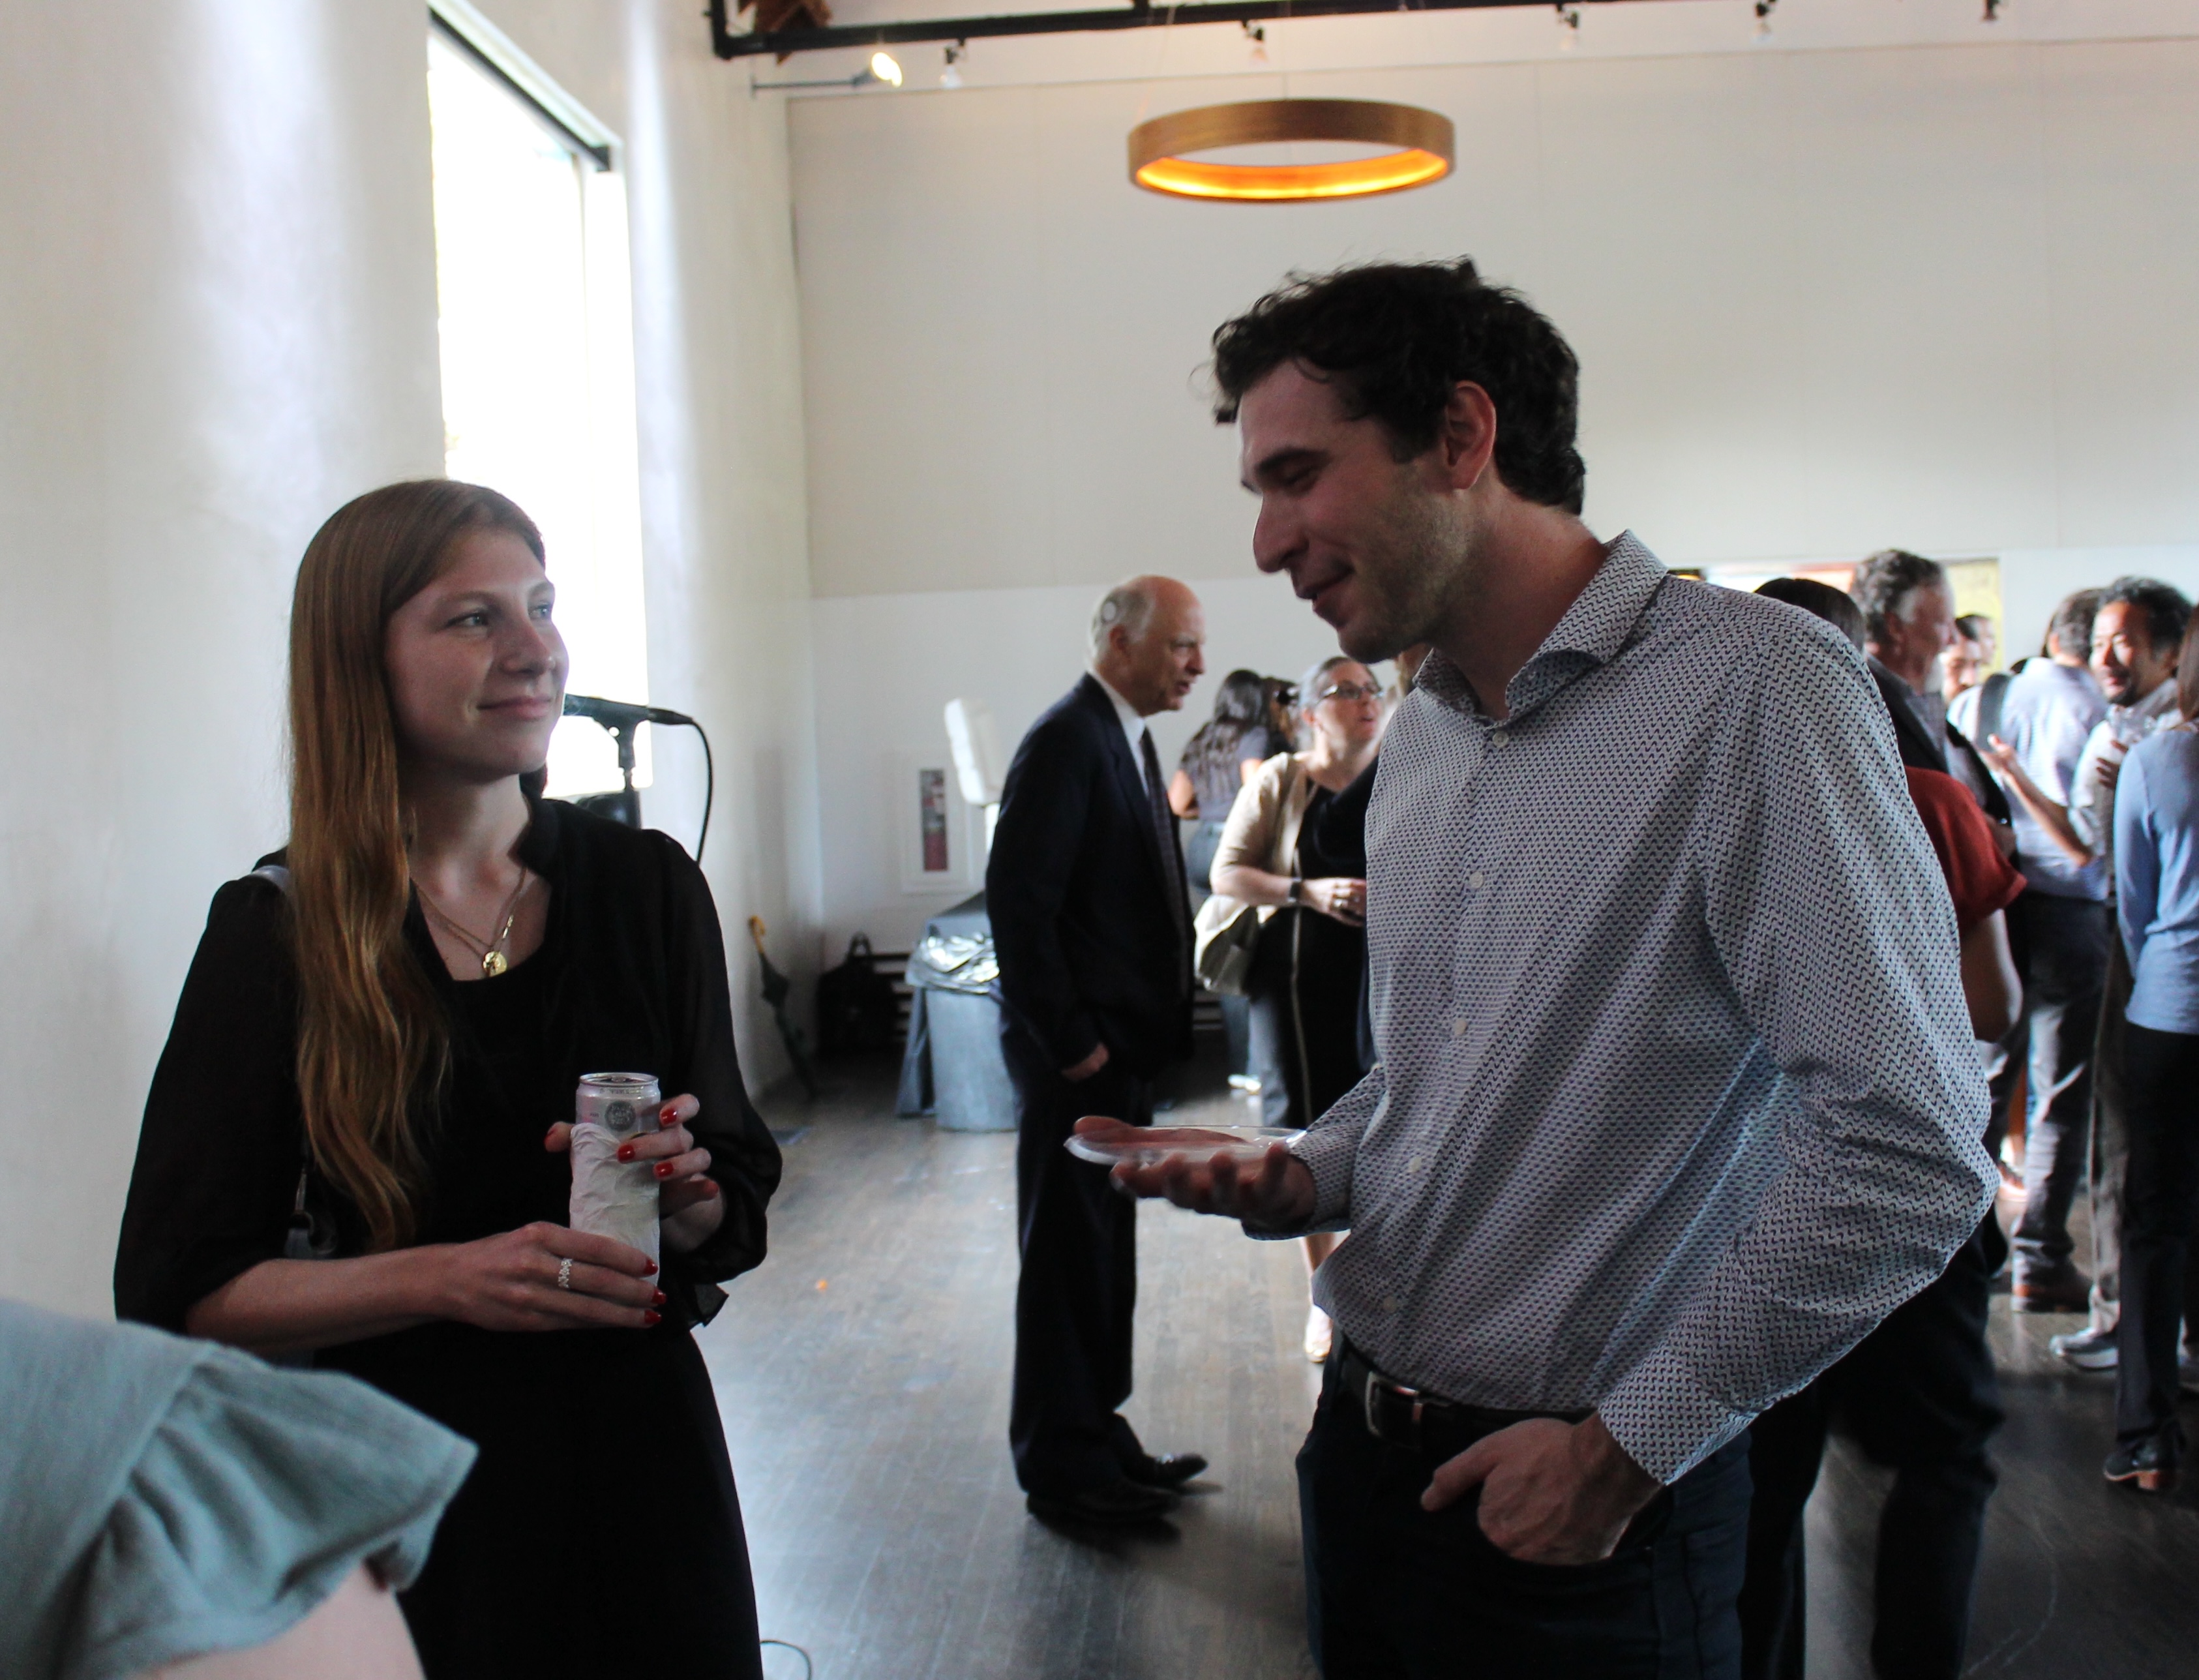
[816,934,897,1054]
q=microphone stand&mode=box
[573,719,642,829]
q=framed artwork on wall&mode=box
[892,751,980,893]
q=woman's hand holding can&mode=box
[544,1092,723,1255]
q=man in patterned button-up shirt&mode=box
[1098,259,1997,1677]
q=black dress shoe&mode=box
[2104,1433,2179,1494]
[1121,1451,1208,1490]
[1026,1480,1178,1527]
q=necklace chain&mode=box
[415,867,532,978]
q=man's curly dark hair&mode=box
[1210,258,1587,515]
[2097,575,2193,659]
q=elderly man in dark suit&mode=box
[987,573,1208,1526]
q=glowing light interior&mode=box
[1134,147,1451,202]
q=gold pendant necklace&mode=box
[415,869,530,978]
[478,915,516,977]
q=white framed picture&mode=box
[892,751,980,894]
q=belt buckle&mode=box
[1361,1361,1426,1450]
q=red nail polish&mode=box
[642,1259,658,1275]
[642,1310,661,1327]
[659,1103,679,1124]
[652,1289,666,1307]
[616,1144,635,1163]
[654,1162,674,1179]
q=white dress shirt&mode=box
[1094,671,1151,790]
[1274,533,1996,1484]
[2070,678,2179,868]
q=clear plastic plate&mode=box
[1065,1124,1303,1168]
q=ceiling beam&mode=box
[710,0,1583,61]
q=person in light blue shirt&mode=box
[2108,648,2199,1493]
[1982,590,2110,1310]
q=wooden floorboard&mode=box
[703,1048,2199,1679]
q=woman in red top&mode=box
[1906,763,2026,1038]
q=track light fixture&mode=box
[750,47,903,92]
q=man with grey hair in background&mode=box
[1852,549,1961,770]
[986,574,1209,1527]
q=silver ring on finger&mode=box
[556,1255,574,1291]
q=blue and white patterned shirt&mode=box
[1284,533,1997,1484]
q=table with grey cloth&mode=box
[897,891,1017,1132]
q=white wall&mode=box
[0,3,444,1313]
[0,1,815,1313]
[790,25,2199,947]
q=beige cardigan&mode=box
[1210,751,1315,927]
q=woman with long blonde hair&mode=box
[116,481,781,1678]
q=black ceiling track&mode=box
[710,0,1575,61]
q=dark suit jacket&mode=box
[1870,659,2012,828]
[986,675,1193,1079]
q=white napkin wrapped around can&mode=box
[569,1072,662,1274]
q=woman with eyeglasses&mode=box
[1210,655,1383,1362]
[114,481,781,1679]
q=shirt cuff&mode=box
[1596,1343,1754,1485]
[1294,1124,1358,1227]
[1237,1123,1357,1241]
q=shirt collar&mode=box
[2119,679,2180,725]
[1415,531,1668,723]
[1090,670,1152,784]
[1092,671,1148,737]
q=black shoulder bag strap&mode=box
[249,865,336,1264]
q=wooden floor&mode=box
[702,1047,2199,1680]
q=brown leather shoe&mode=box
[2105,1433,2179,1494]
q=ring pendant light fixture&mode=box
[1127,98,1454,203]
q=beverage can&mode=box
[569,1072,664,1277]
[576,1072,663,1137]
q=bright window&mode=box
[427,18,648,795]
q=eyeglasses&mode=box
[1317,682,1383,704]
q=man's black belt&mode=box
[1338,1342,1589,1458]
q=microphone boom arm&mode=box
[560,693,714,862]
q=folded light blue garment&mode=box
[0,1300,475,1680]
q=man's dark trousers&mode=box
[2116,1023,2199,1452]
[1738,1228,2001,1680]
[1008,1035,1152,1495]
[2011,892,2112,1279]
[1298,1355,1752,1679]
